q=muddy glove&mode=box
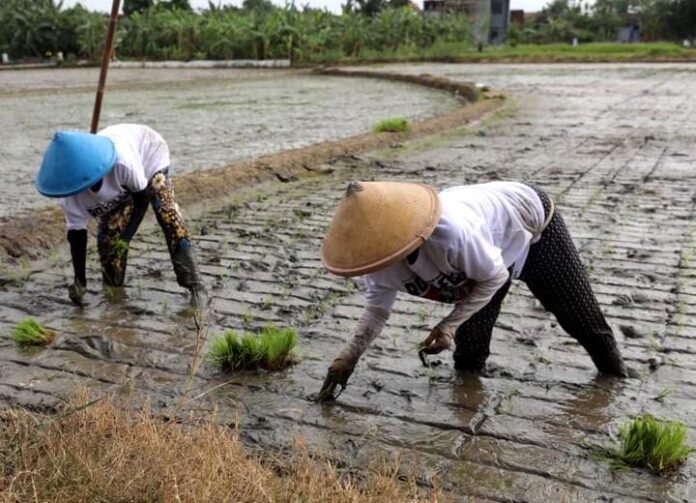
[317,358,355,402]
[418,326,454,366]
[67,229,88,306]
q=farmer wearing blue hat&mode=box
[36,124,206,307]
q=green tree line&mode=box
[0,0,472,61]
[1,0,693,62]
[510,0,696,44]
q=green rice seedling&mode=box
[593,415,693,474]
[112,238,129,259]
[372,117,410,134]
[207,326,298,371]
[11,319,55,346]
[654,386,675,403]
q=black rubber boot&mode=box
[590,346,629,377]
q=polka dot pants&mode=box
[453,187,627,376]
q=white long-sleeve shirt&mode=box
[338,181,547,365]
[59,124,170,230]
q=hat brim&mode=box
[320,183,442,277]
[36,134,117,198]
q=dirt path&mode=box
[1,63,695,501]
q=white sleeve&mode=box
[338,305,391,366]
[363,275,398,312]
[60,198,89,231]
[115,161,148,193]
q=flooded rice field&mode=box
[0,67,460,219]
[2,63,696,501]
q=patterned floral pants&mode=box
[97,169,192,287]
[453,187,624,374]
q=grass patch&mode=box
[0,392,439,502]
[208,326,298,371]
[373,117,410,134]
[11,318,55,346]
[302,41,696,65]
[592,415,693,474]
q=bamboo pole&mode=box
[90,0,122,134]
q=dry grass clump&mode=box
[208,326,298,371]
[11,318,55,346]
[372,117,410,133]
[0,393,437,503]
[593,415,694,474]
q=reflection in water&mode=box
[449,372,492,434]
[559,376,626,432]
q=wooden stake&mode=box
[90,0,122,134]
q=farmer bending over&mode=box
[318,181,628,401]
[35,124,206,307]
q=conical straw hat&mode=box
[321,181,442,277]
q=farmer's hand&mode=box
[418,326,454,366]
[317,358,355,402]
[68,281,86,306]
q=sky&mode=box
[63,0,551,15]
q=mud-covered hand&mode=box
[68,280,86,306]
[418,326,454,366]
[317,358,355,402]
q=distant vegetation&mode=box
[0,0,471,62]
[510,0,696,45]
[0,0,693,64]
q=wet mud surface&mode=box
[0,67,459,219]
[2,63,696,501]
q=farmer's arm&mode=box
[336,303,392,368]
[435,267,509,336]
[117,162,150,242]
[61,201,90,306]
[121,189,149,242]
[318,282,396,401]
[422,224,509,354]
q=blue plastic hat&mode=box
[35,131,116,197]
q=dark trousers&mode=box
[453,188,625,375]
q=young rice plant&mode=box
[593,415,693,474]
[373,117,410,134]
[11,318,55,346]
[208,326,298,371]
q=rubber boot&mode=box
[591,346,629,377]
[172,244,207,308]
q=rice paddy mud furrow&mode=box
[2,63,696,500]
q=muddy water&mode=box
[2,64,696,501]
[0,67,460,219]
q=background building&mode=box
[423,0,511,44]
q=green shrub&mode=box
[594,415,694,473]
[372,117,410,133]
[208,326,298,371]
[12,318,55,346]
